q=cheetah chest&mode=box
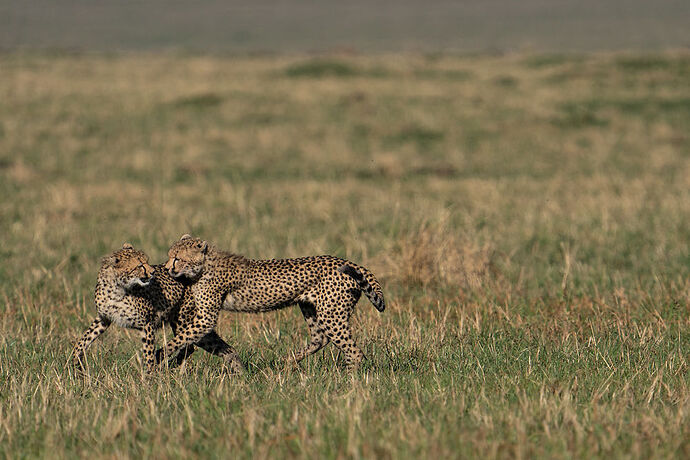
[99,300,146,329]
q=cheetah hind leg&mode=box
[325,325,364,370]
[321,300,364,370]
[287,302,330,368]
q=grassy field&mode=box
[0,51,689,458]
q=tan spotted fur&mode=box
[71,243,243,373]
[159,234,385,369]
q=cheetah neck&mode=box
[95,269,139,304]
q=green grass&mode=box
[284,59,361,78]
[0,52,689,459]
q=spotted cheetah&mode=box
[156,234,385,369]
[71,243,244,373]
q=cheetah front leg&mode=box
[166,320,198,368]
[195,331,245,373]
[71,316,111,371]
[165,331,242,372]
[155,298,222,365]
[140,322,156,373]
[166,317,243,371]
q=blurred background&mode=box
[3,0,690,53]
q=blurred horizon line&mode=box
[2,0,689,54]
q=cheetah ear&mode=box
[180,234,192,241]
[122,242,133,249]
[196,240,208,254]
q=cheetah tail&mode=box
[338,264,386,312]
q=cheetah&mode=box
[71,243,244,373]
[156,234,385,370]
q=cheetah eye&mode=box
[196,243,203,249]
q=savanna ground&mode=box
[0,51,689,458]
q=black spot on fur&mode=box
[338,264,363,282]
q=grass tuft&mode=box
[172,92,224,109]
[284,59,359,78]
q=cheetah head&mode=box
[164,234,208,280]
[101,243,155,289]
